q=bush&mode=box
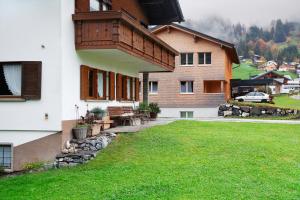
[149,103,161,114]
[0,166,5,175]
[90,107,105,117]
[23,162,44,171]
[138,102,149,112]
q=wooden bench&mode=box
[107,106,137,126]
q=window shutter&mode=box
[135,78,140,101]
[21,61,42,100]
[109,72,115,100]
[80,65,89,100]
[116,73,122,101]
[75,0,90,13]
[122,76,128,100]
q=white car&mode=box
[235,92,270,103]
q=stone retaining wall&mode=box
[218,103,299,118]
[55,133,116,168]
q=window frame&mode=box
[149,81,158,94]
[198,52,212,65]
[180,81,194,94]
[89,0,112,12]
[86,67,107,100]
[203,80,223,94]
[180,111,194,119]
[0,62,23,99]
[0,144,13,170]
[180,53,194,66]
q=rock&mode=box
[219,104,227,111]
[232,108,240,116]
[225,104,231,108]
[261,110,266,114]
[240,106,250,113]
[224,111,232,117]
[65,140,71,149]
[58,162,68,168]
[250,107,261,116]
[242,112,250,118]
[90,146,97,151]
[233,105,240,109]
[89,140,96,147]
[294,110,298,115]
[61,149,69,154]
[101,137,109,148]
[96,143,102,150]
[218,110,224,116]
[266,108,276,114]
[109,133,117,138]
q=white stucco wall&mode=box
[60,1,139,121]
[0,0,62,131]
[159,108,219,118]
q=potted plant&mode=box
[148,103,161,119]
[90,107,105,120]
[72,105,88,139]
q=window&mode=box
[0,145,12,169]
[180,81,194,93]
[180,111,194,119]
[0,64,22,97]
[127,77,132,100]
[204,81,222,93]
[180,53,193,66]
[81,66,108,100]
[149,81,158,94]
[0,62,42,100]
[198,52,212,65]
[89,0,112,12]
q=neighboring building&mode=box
[258,61,278,71]
[278,63,296,72]
[251,71,291,94]
[0,0,183,171]
[253,55,266,66]
[141,24,239,118]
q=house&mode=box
[0,0,184,172]
[253,55,266,66]
[278,63,296,72]
[258,61,278,71]
[141,24,239,118]
[251,71,291,94]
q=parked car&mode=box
[235,92,270,103]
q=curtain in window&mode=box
[3,64,22,96]
[127,78,131,100]
[97,72,104,97]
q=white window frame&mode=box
[180,53,194,66]
[198,52,212,65]
[149,81,158,94]
[0,143,13,171]
[180,111,194,119]
[180,81,194,94]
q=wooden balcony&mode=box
[72,11,178,72]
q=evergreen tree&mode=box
[274,19,287,43]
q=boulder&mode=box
[219,104,227,111]
[250,107,261,116]
[240,106,250,113]
[232,108,241,116]
[224,111,232,117]
[242,112,250,118]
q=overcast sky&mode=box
[179,0,300,26]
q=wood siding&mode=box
[72,11,177,71]
[142,28,234,108]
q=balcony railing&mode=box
[72,11,178,71]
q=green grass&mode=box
[233,63,298,80]
[274,94,300,110]
[276,71,299,79]
[233,63,263,80]
[1,121,300,199]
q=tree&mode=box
[274,19,287,43]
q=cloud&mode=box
[179,0,300,26]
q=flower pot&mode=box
[72,127,88,139]
[150,112,157,119]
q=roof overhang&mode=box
[152,24,240,64]
[139,0,184,25]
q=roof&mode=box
[139,0,184,25]
[251,71,291,80]
[152,23,240,64]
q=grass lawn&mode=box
[233,63,263,80]
[274,94,300,110]
[1,121,300,199]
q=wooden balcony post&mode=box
[143,72,149,104]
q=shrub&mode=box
[138,102,149,112]
[149,103,161,114]
[90,107,105,118]
[0,166,5,175]
[23,162,44,171]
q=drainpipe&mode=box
[143,72,149,105]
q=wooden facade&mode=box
[72,0,181,72]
